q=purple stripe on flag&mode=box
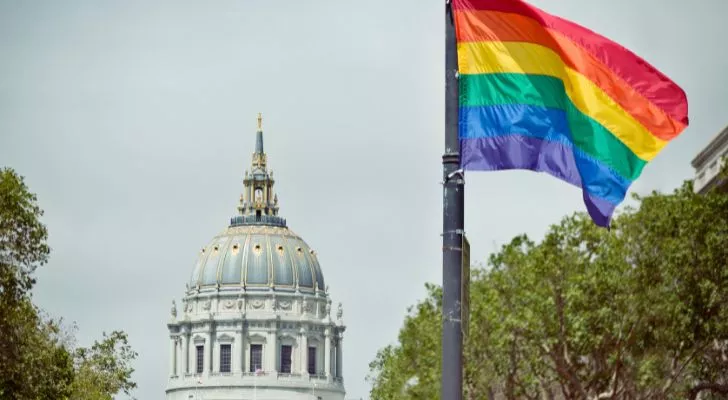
[461,135,617,227]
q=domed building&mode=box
[166,115,346,400]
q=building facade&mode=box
[166,115,346,400]
[692,125,728,194]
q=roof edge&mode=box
[691,125,728,168]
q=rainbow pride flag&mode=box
[452,0,689,227]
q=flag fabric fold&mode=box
[453,0,689,226]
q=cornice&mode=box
[692,125,728,168]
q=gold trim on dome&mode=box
[267,234,274,287]
[283,235,299,289]
[240,234,251,286]
[303,244,319,291]
[214,236,232,284]
[271,239,296,290]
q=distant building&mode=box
[692,125,728,194]
[165,115,346,400]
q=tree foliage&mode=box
[0,168,49,301]
[368,283,442,400]
[71,331,139,399]
[368,181,728,399]
[0,167,138,400]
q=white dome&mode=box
[188,224,325,292]
[165,119,346,400]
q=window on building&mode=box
[196,345,204,374]
[220,344,232,373]
[250,344,262,372]
[280,345,292,373]
[308,346,317,375]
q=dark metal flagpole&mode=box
[442,0,464,398]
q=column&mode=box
[268,330,278,373]
[324,328,331,379]
[212,338,219,373]
[300,329,308,375]
[208,331,215,373]
[235,326,244,373]
[182,332,190,375]
[169,337,177,377]
[336,336,343,379]
[201,332,209,374]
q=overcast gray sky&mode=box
[1,0,726,399]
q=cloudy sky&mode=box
[1,0,726,398]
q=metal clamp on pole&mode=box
[446,168,464,182]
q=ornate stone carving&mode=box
[302,298,313,313]
[224,300,235,309]
[250,299,264,309]
[278,300,292,311]
[186,302,193,313]
[336,302,343,321]
[171,300,177,318]
[237,299,244,310]
[202,300,211,311]
[325,301,331,317]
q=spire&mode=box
[251,113,266,170]
[232,113,284,227]
[255,112,264,154]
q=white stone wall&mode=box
[166,290,346,400]
[167,384,342,400]
[693,129,728,194]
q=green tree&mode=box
[71,331,139,400]
[367,283,441,399]
[0,168,73,399]
[621,182,728,399]
[0,168,49,302]
[0,167,138,399]
[368,180,728,399]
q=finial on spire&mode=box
[257,112,263,131]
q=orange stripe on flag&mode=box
[454,10,685,141]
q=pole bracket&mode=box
[446,168,464,182]
[442,153,460,164]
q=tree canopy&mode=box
[0,168,137,400]
[368,180,728,400]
